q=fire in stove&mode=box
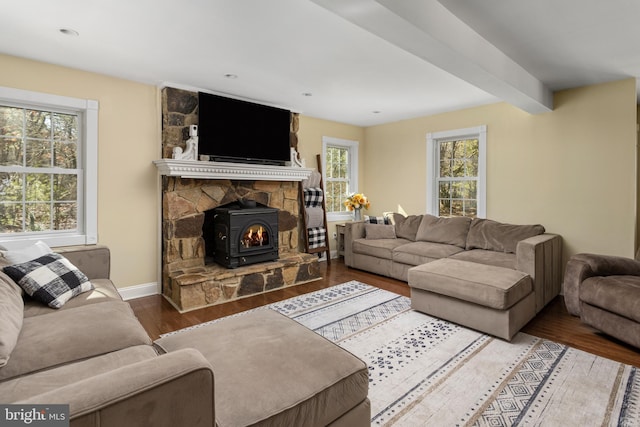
[242,224,270,248]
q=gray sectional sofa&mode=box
[344,214,563,339]
[0,245,370,426]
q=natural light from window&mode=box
[0,86,98,248]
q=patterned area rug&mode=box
[163,281,640,426]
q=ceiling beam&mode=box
[311,0,553,114]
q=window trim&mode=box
[321,136,359,222]
[426,125,486,218]
[0,86,98,249]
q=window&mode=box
[321,137,359,222]
[427,125,486,218]
[0,86,98,248]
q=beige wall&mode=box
[1,53,637,287]
[364,78,638,261]
[0,54,160,288]
[297,116,366,248]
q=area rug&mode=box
[163,281,640,426]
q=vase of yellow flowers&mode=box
[344,193,370,221]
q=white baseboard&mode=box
[119,282,160,301]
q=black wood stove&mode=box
[203,200,279,268]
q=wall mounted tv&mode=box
[198,92,291,166]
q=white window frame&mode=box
[321,136,359,222]
[0,86,98,249]
[426,125,487,218]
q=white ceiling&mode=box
[1,0,639,127]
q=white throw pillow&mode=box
[0,241,52,264]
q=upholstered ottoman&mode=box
[154,309,370,427]
[408,258,536,340]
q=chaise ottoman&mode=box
[408,258,536,340]
[154,309,370,427]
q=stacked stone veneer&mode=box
[161,87,320,312]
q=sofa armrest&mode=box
[563,253,640,316]
[344,222,366,267]
[19,348,215,427]
[516,233,563,313]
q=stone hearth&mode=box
[167,252,319,313]
[161,177,321,312]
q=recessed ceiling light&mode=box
[59,28,79,36]
[224,73,238,79]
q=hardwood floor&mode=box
[128,259,640,367]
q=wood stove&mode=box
[204,200,279,268]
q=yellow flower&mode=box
[345,193,370,211]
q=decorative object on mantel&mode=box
[344,193,370,221]
[299,154,331,261]
[172,124,199,160]
[289,112,305,167]
[290,147,305,167]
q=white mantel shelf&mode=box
[153,159,314,181]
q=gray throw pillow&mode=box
[365,224,396,240]
[466,218,545,253]
[392,213,423,241]
[415,214,472,248]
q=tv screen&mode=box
[198,92,291,166]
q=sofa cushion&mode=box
[3,253,94,309]
[365,223,396,240]
[450,249,517,270]
[580,275,640,323]
[466,218,545,253]
[416,214,472,248]
[54,245,111,281]
[0,272,24,367]
[0,345,157,403]
[393,241,464,266]
[23,279,122,318]
[0,300,152,381]
[392,213,423,241]
[408,259,533,310]
[155,309,369,427]
[352,238,410,259]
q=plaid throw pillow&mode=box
[3,253,94,308]
[364,215,391,225]
[303,188,324,207]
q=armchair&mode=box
[563,252,640,348]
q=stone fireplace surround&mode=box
[158,87,321,312]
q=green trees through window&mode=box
[0,106,79,233]
[427,125,486,219]
[437,138,479,218]
[324,146,350,213]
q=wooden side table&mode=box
[335,223,346,257]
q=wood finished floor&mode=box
[128,259,640,367]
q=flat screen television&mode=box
[198,92,291,166]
